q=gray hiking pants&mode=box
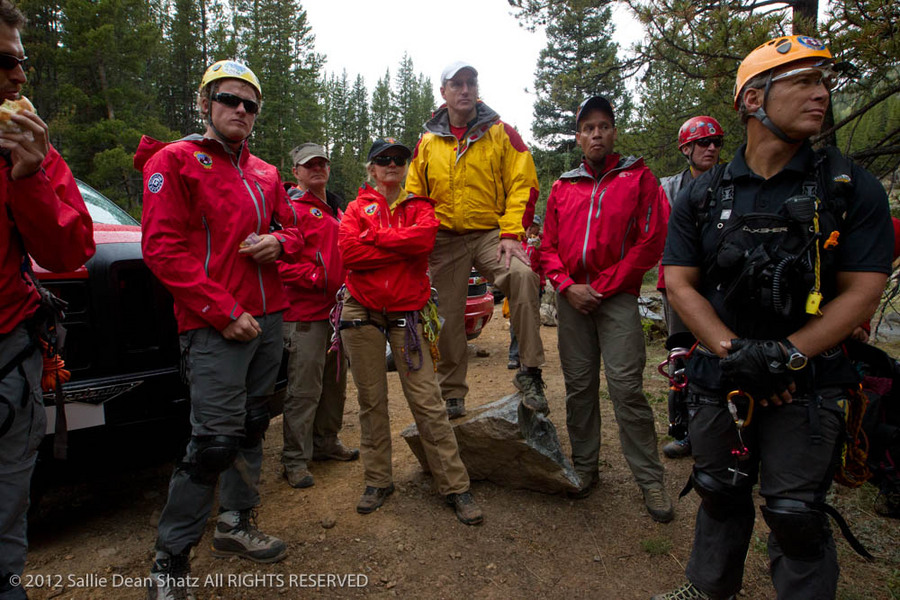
[0,325,44,600]
[155,313,282,556]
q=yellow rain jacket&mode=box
[407,101,539,241]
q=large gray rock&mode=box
[401,394,580,494]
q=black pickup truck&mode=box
[33,181,285,481]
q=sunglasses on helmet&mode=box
[769,63,837,90]
[211,92,260,114]
[695,137,724,148]
[0,53,27,71]
[371,155,408,167]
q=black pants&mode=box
[684,389,844,599]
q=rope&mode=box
[328,285,346,382]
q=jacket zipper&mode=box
[581,181,602,282]
[316,250,328,296]
[231,153,267,314]
[202,215,211,275]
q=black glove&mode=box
[719,339,794,398]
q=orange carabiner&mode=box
[727,390,755,429]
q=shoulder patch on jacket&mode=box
[309,207,323,218]
[503,123,529,153]
[193,151,213,169]
[364,203,379,215]
[148,173,164,193]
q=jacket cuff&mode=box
[556,277,574,294]
[500,232,520,241]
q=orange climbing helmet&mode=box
[734,35,832,109]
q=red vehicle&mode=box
[465,270,494,340]
[32,180,285,477]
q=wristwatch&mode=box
[782,339,808,371]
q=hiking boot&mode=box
[283,466,314,489]
[507,358,520,370]
[567,470,599,500]
[642,484,675,523]
[211,509,287,563]
[147,551,195,600]
[356,483,395,514]
[313,442,360,462]
[446,491,484,526]
[662,437,692,459]
[650,582,715,600]
[514,369,549,415]
[445,398,466,419]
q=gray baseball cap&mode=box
[290,143,329,166]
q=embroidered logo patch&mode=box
[364,203,379,215]
[797,36,826,51]
[310,207,323,218]
[194,152,213,169]
[148,173,164,193]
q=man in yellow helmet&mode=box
[653,35,892,600]
[136,60,303,600]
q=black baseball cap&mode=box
[367,138,412,162]
[575,96,615,128]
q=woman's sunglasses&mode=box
[372,155,408,166]
[211,92,260,114]
[0,53,27,71]
[695,137,724,148]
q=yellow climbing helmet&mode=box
[199,60,262,99]
[734,35,832,108]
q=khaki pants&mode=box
[429,229,544,400]
[340,296,469,495]
[557,292,664,489]
[281,319,347,470]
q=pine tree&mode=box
[527,0,630,201]
[370,69,394,139]
[242,0,323,174]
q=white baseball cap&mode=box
[441,61,478,84]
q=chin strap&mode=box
[205,107,249,146]
[748,72,803,144]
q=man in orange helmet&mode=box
[659,117,726,460]
[653,35,892,600]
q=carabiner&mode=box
[727,390,754,429]
[657,347,692,391]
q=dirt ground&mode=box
[23,301,900,600]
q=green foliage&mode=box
[640,537,672,556]
[531,0,631,148]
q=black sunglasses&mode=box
[211,92,259,114]
[371,155,407,166]
[0,53,27,71]
[695,137,724,148]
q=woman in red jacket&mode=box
[338,139,482,525]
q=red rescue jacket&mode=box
[0,147,95,334]
[338,183,438,312]
[135,135,302,333]
[279,185,345,322]
[542,154,668,298]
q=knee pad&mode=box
[692,468,754,521]
[189,435,239,485]
[761,498,828,561]
[241,405,270,448]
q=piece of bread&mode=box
[0,96,34,133]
